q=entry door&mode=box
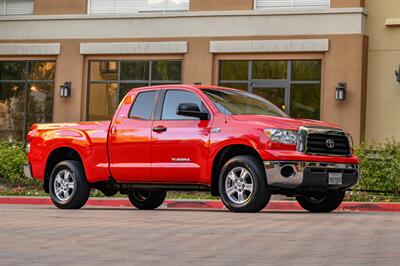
[251,81,289,113]
[151,89,211,184]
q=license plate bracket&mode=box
[328,172,343,185]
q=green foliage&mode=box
[356,140,400,194]
[0,141,39,187]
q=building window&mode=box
[255,0,330,9]
[87,60,182,121]
[219,60,321,120]
[0,0,34,16]
[0,61,55,141]
[88,0,190,14]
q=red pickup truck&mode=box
[25,85,360,213]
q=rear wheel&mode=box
[296,190,345,213]
[49,160,90,209]
[219,155,271,213]
[128,190,166,210]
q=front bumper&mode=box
[264,161,359,190]
[23,164,33,179]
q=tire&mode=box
[218,155,271,213]
[128,190,166,210]
[296,190,345,213]
[49,160,90,209]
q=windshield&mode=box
[202,89,288,117]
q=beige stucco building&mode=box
[0,0,375,144]
[365,0,400,143]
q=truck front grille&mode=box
[297,127,351,157]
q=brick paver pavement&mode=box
[0,205,399,266]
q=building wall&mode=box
[34,0,87,15]
[0,6,368,144]
[190,0,254,11]
[331,0,365,8]
[31,0,365,15]
[365,0,400,142]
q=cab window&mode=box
[161,90,208,120]
[129,91,157,120]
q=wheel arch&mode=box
[210,144,264,196]
[44,146,84,193]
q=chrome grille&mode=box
[297,127,351,157]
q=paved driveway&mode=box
[1,205,399,266]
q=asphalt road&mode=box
[1,205,399,266]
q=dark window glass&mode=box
[90,61,118,81]
[88,60,182,121]
[219,83,248,91]
[27,83,54,125]
[0,82,25,140]
[290,84,321,120]
[220,61,248,81]
[120,61,149,80]
[129,91,156,120]
[161,90,204,120]
[29,62,56,80]
[0,62,26,80]
[291,60,321,81]
[252,61,287,80]
[0,61,55,141]
[152,61,181,81]
[119,83,147,102]
[88,83,118,121]
[253,87,286,112]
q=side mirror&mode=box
[177,103,209,120]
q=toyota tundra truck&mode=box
[25,85,360,213]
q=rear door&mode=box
[150,89,212,184]
[108,90,158,182]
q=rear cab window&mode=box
[129,90,157,120]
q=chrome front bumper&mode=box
[23,164,33,179]
[264,161,359,189]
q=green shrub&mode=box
[355,140,400,194]
[0,141,39,187]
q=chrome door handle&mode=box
[153,126,167,133]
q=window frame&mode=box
[253,0,331,10]
[156,89,211,121]
[86,59,182,121]
[218,59,322,119]
[0,60,56,140]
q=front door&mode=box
[151,89,211,184]
[108,90,157,182]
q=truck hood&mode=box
[231,115,341,131]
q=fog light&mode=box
[281,165,295,178]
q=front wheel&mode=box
[49,160,90,209]
[296,190,345,213]
[219,155,271,213]
[128,190,166,210]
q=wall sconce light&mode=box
[60,81,72,98]
[335,82,346,101]
[396,66,400,83]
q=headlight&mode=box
[25,143,30,154]
[264,128,298,145]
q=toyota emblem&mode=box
[326,139,335,149]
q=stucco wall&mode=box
[34,0,87,15]
[365,0,400,142]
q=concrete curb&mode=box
[1,196,400,212]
